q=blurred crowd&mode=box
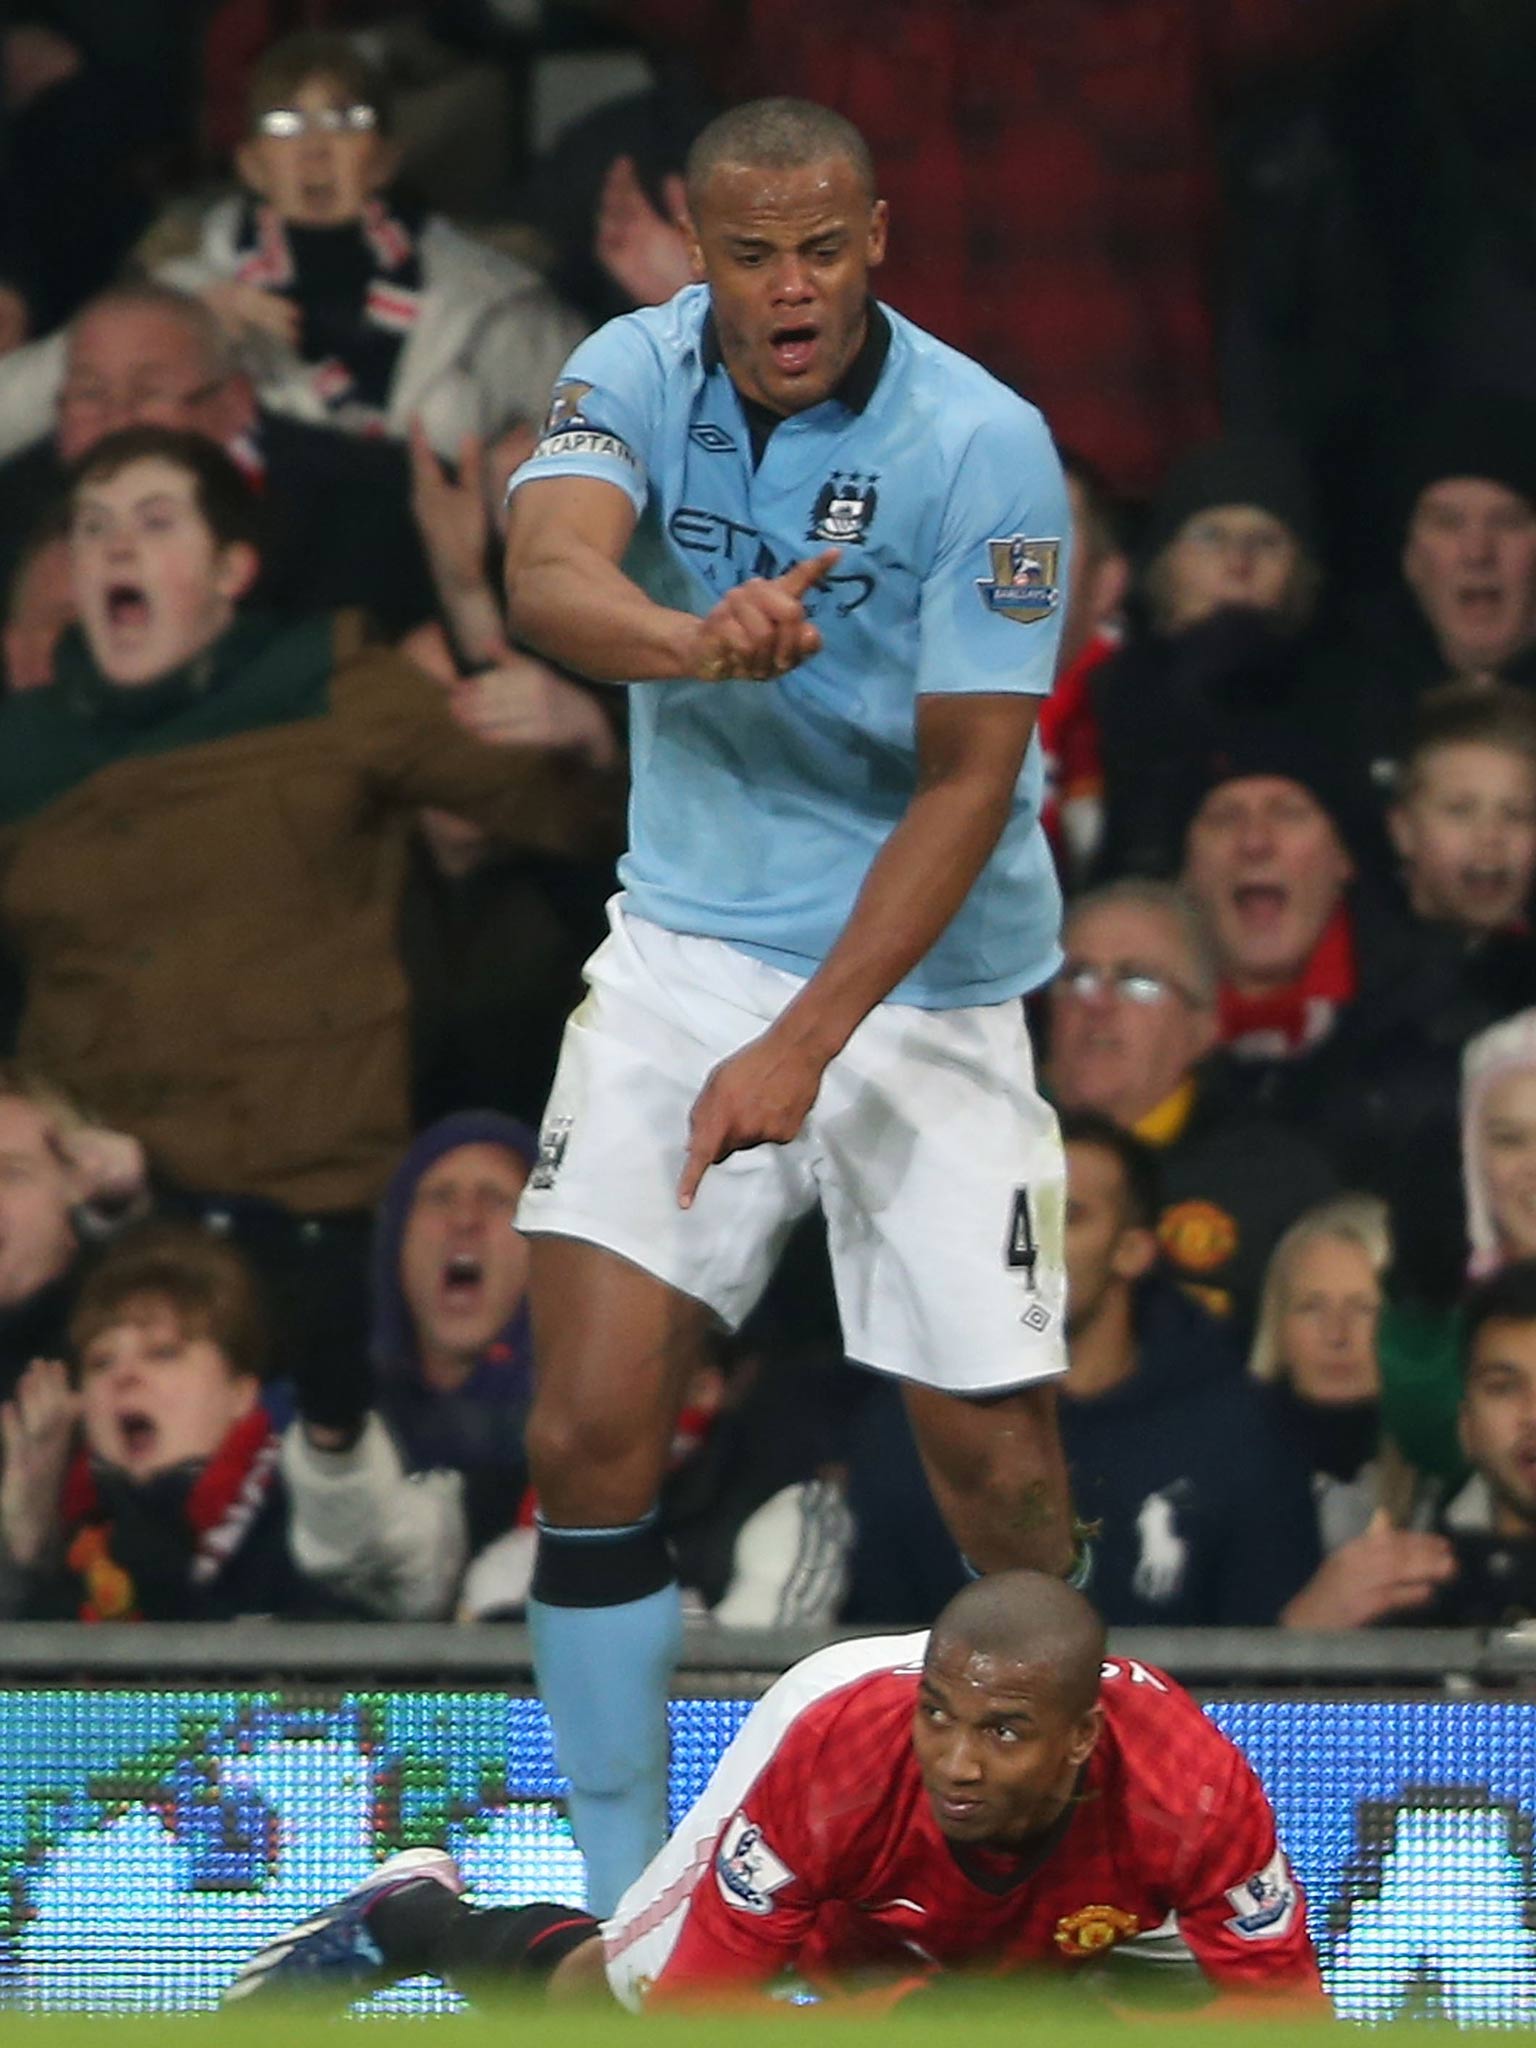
[4,0,1536,1632]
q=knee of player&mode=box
[524,1400,652,1493]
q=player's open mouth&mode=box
[769,325,819,375]
[302,180,339,211]
[932,1792,986,1827]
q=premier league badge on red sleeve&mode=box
[1224,1850,1299,1940]
[715,1811,795,1915]
[977,535,1061,623]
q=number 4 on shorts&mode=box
[1006,1187,1039,1289]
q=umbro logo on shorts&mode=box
[1021,1302,1053,1334]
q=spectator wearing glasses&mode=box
[151,33,583,462]
[0,279,440,683]
[1046,879,1334,1340]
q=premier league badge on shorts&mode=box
[976,535,1062,623]
[529,1114,573,1191]
[808,473,879,544]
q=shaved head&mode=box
[685,96,876,211]
[927,1571,1106,1717]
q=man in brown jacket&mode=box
[0,424,622,1221]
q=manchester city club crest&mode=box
[808,473,879,544]
[976,534,1062,624]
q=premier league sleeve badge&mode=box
[976,535,1062,623]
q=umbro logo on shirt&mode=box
[689,422,735,452]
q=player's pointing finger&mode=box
[677,1112,719,1209]
[779,548,842,598]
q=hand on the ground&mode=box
[199,279,301,349]
[678,1027,827,1208]
[450,654,619,765]
[595,156,694,307]
[0,1358,81,1566]
[1279,1509,1457,1630]
[690,549,841,682]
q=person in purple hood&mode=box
[279,1110,537,1619]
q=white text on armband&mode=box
[532,426,640,470]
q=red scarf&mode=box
[1218,903,1357,1058]
[62,1407,280,1622]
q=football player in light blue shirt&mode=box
[503,96,1078,1918]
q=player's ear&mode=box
[1067,1704,1103,1769]
[683,209,705,283]
[867,199,889,270]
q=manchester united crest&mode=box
[1158,1199,1239,1274]
[976,534,1062,623]
[1054,1903,1141,1956]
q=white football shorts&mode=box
[516,899,1066,1395]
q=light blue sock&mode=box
[528,1528,683,1917]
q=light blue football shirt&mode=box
[507,285,1069,1006]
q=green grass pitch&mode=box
[0,2004,1502,2047]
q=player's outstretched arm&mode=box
[505,474,837,685]
[679,690,1039,1204]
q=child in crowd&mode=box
[157,32,582,455]
[1388,683,1536,940]
[0,1224,324,1620]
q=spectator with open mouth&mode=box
[1180,722,1494,1316]
[276,1111,540,1623]
[0,1222,331,1621]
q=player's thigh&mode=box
[814,995,1067,1395]
[518,902,819,1337]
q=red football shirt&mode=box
[603,1634,1320,2008]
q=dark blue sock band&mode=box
[531,1516,675,1608]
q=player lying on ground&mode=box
[227,1572,1324,2012]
